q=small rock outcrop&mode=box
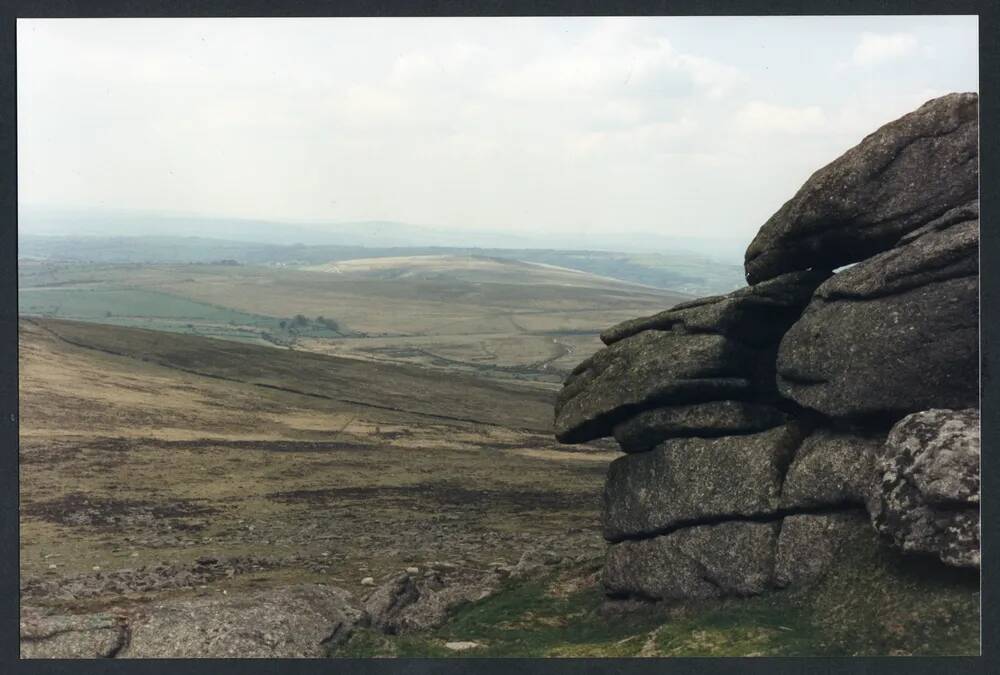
[20,610,129,659]
[869,409,981,568]
[362,565,500,635]
[21,584,364,659]
[555,93,980,605]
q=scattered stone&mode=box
[364,573,420,634]
[360,577,375,587]
[364,569,501,635]
[510,549,564,578]
[492,565,513,578]
[22,555,283,601]
[444,641,481,651]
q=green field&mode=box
[18,286,343,344]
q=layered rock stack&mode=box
[555,92,981,602]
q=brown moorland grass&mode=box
[19,319,613,614]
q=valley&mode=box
[18,253,673,654]
[19,318,615,616]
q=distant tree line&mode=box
[279,314,342,334]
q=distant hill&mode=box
[18,235,745,296]
[19,206,747,260]
[302,254,662,290]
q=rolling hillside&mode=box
[19,234,747,296]
[19,258,689,383]
[19,318,613,630]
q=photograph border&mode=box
[0,1,995,673]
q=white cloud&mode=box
[389,41,490,87]
[735,101,827,135]
[338,84,408,125]
[487,24,741,104]
[16,17,978,247]
[851,32,918,66]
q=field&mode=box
[18,257,688,382]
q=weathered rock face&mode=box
[362,567,501,635]
[603,521,780,601]
[744,92,978,284]
[780,428,882,510]
[777,211,979,419]
[603,510,878,602]
[22,584,365,659]
[869,409,980,568]
[601,269,830,347]
[556,269,826,444]
[20,610,128,659]
[773,511,872,588]
[554,330,758,443]
[121,584,364,658]
[603,425,803,541]
[612,400,787,453]
[556,92,980,605]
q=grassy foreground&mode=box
[336,527,980,658]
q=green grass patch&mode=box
[18,287,344,344]
[335,531,980,658]
[19,287,262,321]
[337,569,668,658]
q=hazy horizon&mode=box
[18,16,978,249]
[17,203,754,260]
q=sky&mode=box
[17,16,979,250]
